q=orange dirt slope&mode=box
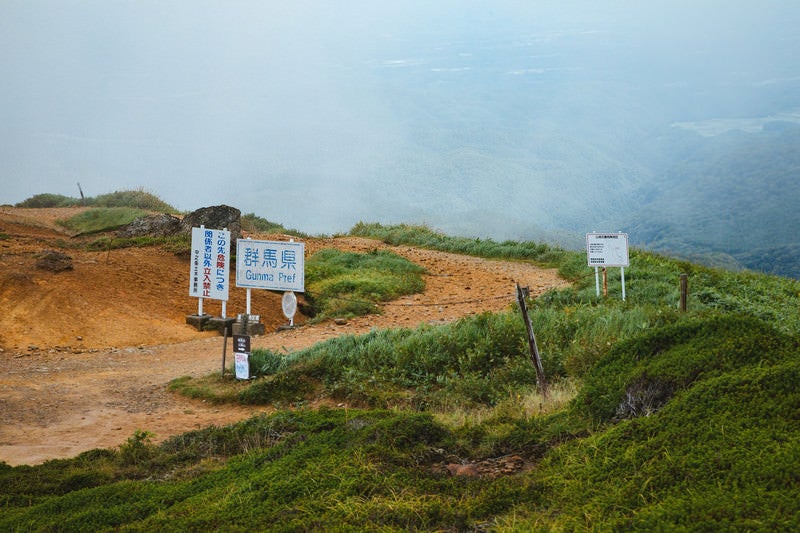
[0,207,569,465]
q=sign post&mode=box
[586,232,629,301]
[189,225,231,313]
[236,239,305,293]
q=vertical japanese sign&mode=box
[233,334,250,380]
[189,227,230,301]
[236,239,305,292]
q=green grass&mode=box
[349,221,567,266]
[2,222,800,531]
[304,248,427,321]
[15,189,177,212]
[56,207,151,235]
[240,213,309,238]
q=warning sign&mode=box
[233,334,250,380]
[189,227,230,301]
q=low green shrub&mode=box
[15,189,177,212]
[304,248,426,321]
[241,213,308,237]
[56,207,150,235]
[91,189,176,212]
[15,193,79,208]
[574,314,798,422]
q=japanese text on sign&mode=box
[586,232,629,267]
[189,227,230,300]
[236,239,305,292]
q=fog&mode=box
[2,1,799,242]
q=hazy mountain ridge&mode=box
[624,123,800,278]
[3,2,799,277]
[355,34,800,276]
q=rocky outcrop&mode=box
[114,206,242,240]
[116,213,181,238]
[433,454,528,479]
[179,205,242,241]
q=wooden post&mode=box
[516,283,549,399]
[221,324,229,377]
[679,274,688,312]
[602,267,608,297]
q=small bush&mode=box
[15,193,79,208]
[118,430,156,466]
[91,189,176,212]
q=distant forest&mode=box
[623,123,800,279]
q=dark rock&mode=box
[179,205,242,241]
[116,213,181,238]
[36,250,73,272]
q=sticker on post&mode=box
[234,352,249,380]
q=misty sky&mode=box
[2,1,799,237]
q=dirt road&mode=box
[0,207,568,465]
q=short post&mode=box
[679,273,688,312]
[516,283,549,399]
[221,323,229,377]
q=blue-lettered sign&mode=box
[235,239,305,292]
[189,227,230,301]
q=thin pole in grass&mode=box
[221,322,229,378]
[516,283,549,399]
[680,273,688,312]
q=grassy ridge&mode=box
[2,221,800,530]
[15,189,177,212]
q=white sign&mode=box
[236,239,305,292]
[282,291,297,320]
[234,352,250,380]
[586,233,629,267]
[189,227,231,300]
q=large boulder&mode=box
[116,213,181,238]
[179,205,242,241]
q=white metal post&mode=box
[621,267,626,301]
[595,266,600,297]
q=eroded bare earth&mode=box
[0,207,568,465]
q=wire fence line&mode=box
[302,291,519,309]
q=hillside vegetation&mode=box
[624,125,800,279]
[14,189,177,212]
[2,213,799,529]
